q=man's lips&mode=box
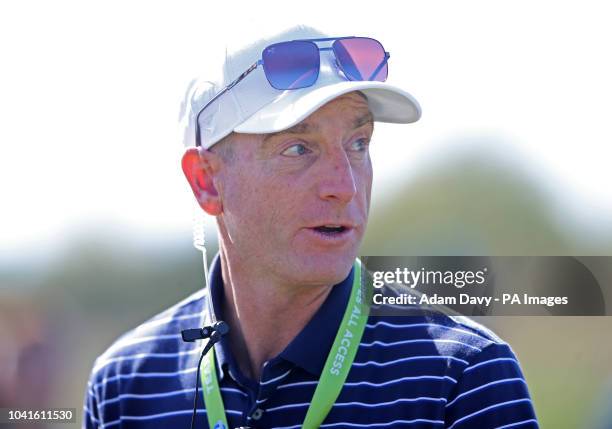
[303,222,358,238]
[305,222,357,231]
[312,225,348,234]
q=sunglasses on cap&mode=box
[195,36,390,147]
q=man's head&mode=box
[180,26,421,286]
[183,91,373,286]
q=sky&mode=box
[1,0,611,256]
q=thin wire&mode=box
[190,345,208,429]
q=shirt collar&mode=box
[278,267,354,376]
[206,253,355,380]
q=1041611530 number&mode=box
[2,408,75,423]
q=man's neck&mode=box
[218,250,333,382]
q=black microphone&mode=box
[185,320,230,429]
[181,321,229,342]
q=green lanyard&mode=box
[200,259,369,429]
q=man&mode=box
[84,26,538,428]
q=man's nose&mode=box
[316,148,357,204]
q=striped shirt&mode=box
[83,255,539,428]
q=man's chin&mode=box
[290,250,358,286]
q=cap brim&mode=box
[233,81,421,134]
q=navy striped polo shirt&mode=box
[83,255,539,428]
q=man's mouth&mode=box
[303,223,356,245]
[313,225,347,235]
[309,224,354,238]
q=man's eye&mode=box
[281,143,310,157]
[350,138,370,152]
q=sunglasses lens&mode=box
[333,38,388,82]
[262,41,319,90]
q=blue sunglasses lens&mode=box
[333,37,388,82]
[262,41,320,90]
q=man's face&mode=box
[216,91,374,286]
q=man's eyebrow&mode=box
[354,112,374,129]
[262,111,374,144]
[263,122,317,143]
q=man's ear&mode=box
[181,147,223,216]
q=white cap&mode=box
[179,26,421,149]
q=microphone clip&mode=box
[181,326,215,342]
[181,321,229,343]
